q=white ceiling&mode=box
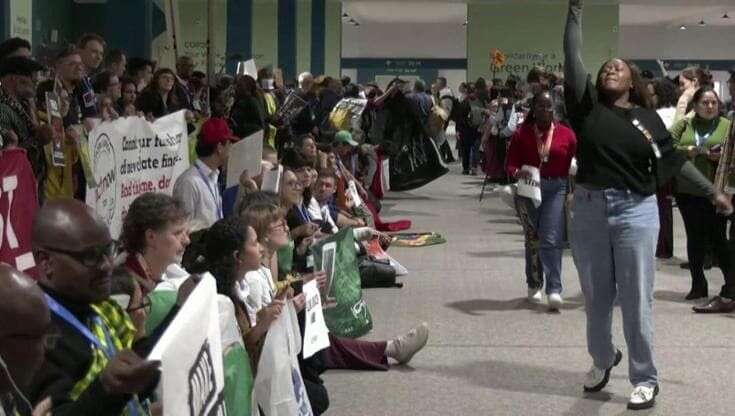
[342,1,735,28]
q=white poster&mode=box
[9,0,32,44]
[302,280,330,359]
[226,130,263,188]
[148,274,227,416]
[516,165,542,208]
[255,301,313,416]
[85,111,190,238]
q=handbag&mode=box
[357,256,398,288]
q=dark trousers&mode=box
[655,184,674,258]
[324,334,389,371]
[460,132,479,172]
[676,193,734,297]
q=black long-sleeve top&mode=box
[563,1,711,197]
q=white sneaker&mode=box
[583,349,623,392]
[627,385,659,410]
[548,293,564,309]
[393,323,429,365]
[527,288,543,304]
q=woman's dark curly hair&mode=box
[120,192,187,254]
[191,216,251,301]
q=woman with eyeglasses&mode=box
[119,192,191,296]
[194,210,332,415]
[506,90,577,309]
[670,86,734,307]
[240,203,429,373]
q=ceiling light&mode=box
[699,19,706,26]
[723,13,730,19]
[354,22,360,27]
[679,25,687,30]
[462,20,468,26]
[342,12,349,18]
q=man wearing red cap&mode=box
[173,117,238,232]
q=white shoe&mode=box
[627,385,659,410]
[548,293,564,309]
[583,349,623,392]
[527,288,543,304]
[393,323,429,365]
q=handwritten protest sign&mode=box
[85,111,190,238]
[148,274,227,416]
[302,280,330,359]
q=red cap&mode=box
[199,117,238,146]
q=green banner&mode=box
[313,227,373,338]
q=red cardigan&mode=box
[506,122,577,179]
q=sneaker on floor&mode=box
[583,349,623,392]
[627,385,659,410]
[528,288,543,304]
[393,323,429,365]
[548,293,564,309]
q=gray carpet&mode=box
[322,164,733,416]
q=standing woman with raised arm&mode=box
[563,0,733,410]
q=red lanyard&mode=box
[534,123,555,166]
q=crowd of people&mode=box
[0,29,445,416]
[2,0,735,413]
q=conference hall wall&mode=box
[467,3,619,82]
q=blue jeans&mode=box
[570,185,659,388]
[516,178,568,294]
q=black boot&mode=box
[685,279,708,300]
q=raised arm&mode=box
[564,0,588,101]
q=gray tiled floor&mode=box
[323,164,734,416]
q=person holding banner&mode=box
[564,0,732,409]
[135,68,190,121]
[505,90,577,309]
[192,215,331,415]
[240,202,429,371]
[28,199,161,415]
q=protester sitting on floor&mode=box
[119,192,191,295]
[241,202,429,367]
[28,199,161,415]
[0,264,53,416]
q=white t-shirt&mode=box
[242,267,275,325]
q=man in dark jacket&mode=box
[29,199,161,416]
